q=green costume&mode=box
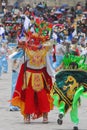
[52,54,87,130]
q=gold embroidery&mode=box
[65,76,79,100]
[53,84,71,106]
[32,73,44,92]
[25,47,48,67]
[22,71,31,90]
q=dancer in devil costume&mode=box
[11,26,54,123]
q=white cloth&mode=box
[52,32,57,40]
[0,27,5,35]
[80,49,87,56]
[2,1,6,6]
[46,51,56,78]
[24,16,31,31]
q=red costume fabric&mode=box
[11,62,53,118]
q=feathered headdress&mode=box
[18,20,53,51]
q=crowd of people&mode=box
[0,1,87,130]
